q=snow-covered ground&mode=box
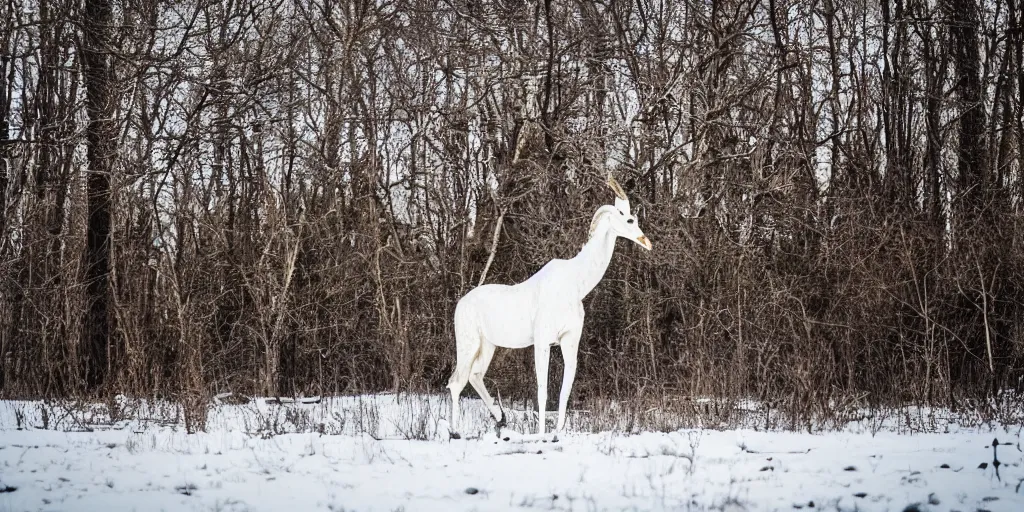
[1,395,1021,512]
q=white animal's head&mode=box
[589,174,653,251]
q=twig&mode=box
[976,258,995,373]
[478,207,507,287]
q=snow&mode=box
[1,395,1022,512]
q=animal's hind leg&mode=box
[446,332,480,439]
[468,342,504,425]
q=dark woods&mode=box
[1,0,1022,423]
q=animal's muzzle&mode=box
[636,235,653,250]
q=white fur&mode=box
[447,185,651,436]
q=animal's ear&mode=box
[607,173,628,201]
[589,205,614,238]
[614,196,631,214]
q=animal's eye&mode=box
[627,218,635,224]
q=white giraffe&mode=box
[447,175,652,438]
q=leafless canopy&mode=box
[0,0,1022,428]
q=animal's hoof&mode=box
[496,410,507,429]
[449,431,461,440]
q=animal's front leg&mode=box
[556,337,580,433]
[533,342,550,435]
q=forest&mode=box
[1,0,1022,429]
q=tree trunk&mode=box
[81,0,117,391]
[921,10,946,227]
[948,0,988,219]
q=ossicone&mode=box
[606,173,628,201]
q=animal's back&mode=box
[456,283,537,349]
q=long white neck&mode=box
[569,220,617,298]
